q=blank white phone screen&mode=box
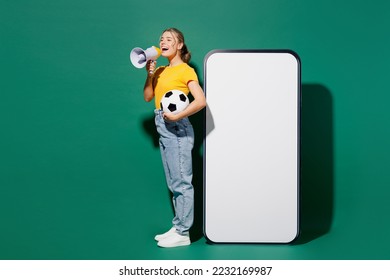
[204,50,300,243]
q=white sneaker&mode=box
[154,227,177,241]
[157,232,191,248]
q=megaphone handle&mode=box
[148,60,156,74]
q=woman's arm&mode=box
[143,60,156,102]
[163,80,206,122]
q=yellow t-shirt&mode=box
[152,63,198,109]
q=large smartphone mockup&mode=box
[203,50,300,243]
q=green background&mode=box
[1,0,389,260]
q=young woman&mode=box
[143,28,206,248]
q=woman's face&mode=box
[159,31,183,59]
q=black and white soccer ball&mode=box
[160,90,189,115]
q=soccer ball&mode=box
[160,90,189,115]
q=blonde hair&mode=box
[162,28,191,63]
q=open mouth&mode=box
[161,47,169,52]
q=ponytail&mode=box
[180,43,191,63]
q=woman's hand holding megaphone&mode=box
[146,60,157,75]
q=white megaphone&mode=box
[130,46,161,69]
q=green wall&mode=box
[1,0,390,259]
